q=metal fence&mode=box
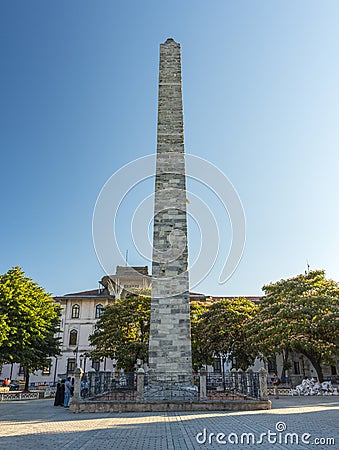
[80,370,261,402]
[1,392,40,401]
[202,371,261,400]
[81,372,137,401]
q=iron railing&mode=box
[80,370,262,402]
[202,371,260,400]
[81,372,136,401]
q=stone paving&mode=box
[0,396,338,449]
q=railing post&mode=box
[87,368,96,397]
[136,368,145,402]
[104,371,111,392]
[259,367,268,400]
[237,368,243,394]
[246,368,252,397]
[231,368,237,392]
[99,371,106,394]
[73,367,83,403]
[199,368,207,401]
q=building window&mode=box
[294,361,300,375]
[69,329,78,346]
[95,304,103,318]
[67,358,76,374]
[19,365,25,375]
[92,360,100,371]
[71,304,80,318]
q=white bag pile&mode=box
[290,378,338,396]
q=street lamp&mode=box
[53,356,60,385]
[73,346,79,368]
[80,352,90,373]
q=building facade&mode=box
[0,266,151,386]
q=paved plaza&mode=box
[0,396,338,449]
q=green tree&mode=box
[190,301,214,371]
[89,294,258,372]
[248,270,339,381]
[196,297,259,370]
[0,267,61,390]
[90,294,215,371]
[89,292,151,371]
[0,314,10,346]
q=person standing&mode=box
[273,373,280,399]
[54,380,65,406]
[64,377,73,408]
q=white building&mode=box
[0,266,151,386]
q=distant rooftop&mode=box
[115,266,149,276]
[54,265,261,303]
[208,296,262,304]
[54,288,109,300]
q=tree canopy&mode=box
[89,294,259,372]
[248,270,339,381]
[194,297,259,370]
[88,271,339,379]
[91,295,218,372]
[0,267,61,389]
[190,301,214,371]
[89,292,151,371]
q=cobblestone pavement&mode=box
[0,396,338,449]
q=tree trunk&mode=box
[280,348,289,381]
[309,357,324,382]
[24,367,30,392]
[301,351,324,382]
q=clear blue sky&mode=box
[1,1,339,296]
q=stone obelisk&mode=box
[148,38,193,386]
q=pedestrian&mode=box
[54,380,65,406]
[64,377,73,407]
[81,376,89,398]
[273,373,280,399]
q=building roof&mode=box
[115,266,149,276]
[54,288,111,300]
[54,288,260,304]
[208,295,262,304]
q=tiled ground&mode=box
[0,396,338,449]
